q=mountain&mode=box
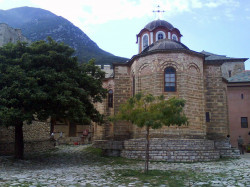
[0,7,128,65]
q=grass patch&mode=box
[110,169,227,187]
[112,169,189,186]
[84,146,103,156]
[83,146,140,166]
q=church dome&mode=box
[137,19,183,53]
[142,38,189,53]
[144,20,174,31]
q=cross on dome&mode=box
[152,5,165,20]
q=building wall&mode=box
[52,123,91,139]
[221,61,245,79]
[0,120,54,155]
[93,66,132,141]
[113,65,132,140]
[130,52,206,138]
[94,53,234,142]
[204,64,229,139]
[96,65,113,78]
[0,23,30,47]
[93,78,115,140]
[227,84,250,147]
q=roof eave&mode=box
[126,49,205,67]
[205,58,248,63]
[227,81,250,84]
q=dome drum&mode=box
[137,20,182,53]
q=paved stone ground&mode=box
[0,145,249,187]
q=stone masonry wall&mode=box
[204,64,229,139]
[93,78,115,141]
[121,138,220,162]
[221,61,245,79]
[0,23,30,47]
[130,52,206,139]
[113,65,132,140]
[0,120,54,155]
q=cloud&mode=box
[29,0,155,25]
[205,0,239,8]
[191,0,203,8]
[156,0,240,17]
[28,0,240,30]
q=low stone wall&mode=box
[0,139,55,156]
[94,138,240,161]
[123,138,216,151]
[121,138,220,162]
[0,120,53,156]
[0,121,51,143]
[122,150,219,162]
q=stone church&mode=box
[94,19,248,161]
[0,20,248,158]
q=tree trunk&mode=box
[50,117,56,135]
[15,122,24,159]
[144,125,150,173]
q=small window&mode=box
[142,34,149,50]
[228,70,232,77]
[164,67,176,92]
[241,94,244,99]
[206,112,210,122]
[108,90,113,108]
[172,34,178,41]
[158,33,163,40]
[156,31,166,41]
[241,117,248,128]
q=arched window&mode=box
[142,34,149,50]
[108,90,113,108]
[158,33,163,40]
[156,31,166,41]
[164,67,176,92]
[172,34,178,41]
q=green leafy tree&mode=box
[113,93,188,173]
[0,38,106,159]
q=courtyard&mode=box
[0,145,249,187]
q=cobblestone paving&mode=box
[0,145,249,187]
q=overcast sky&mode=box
[1,0,250,69]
